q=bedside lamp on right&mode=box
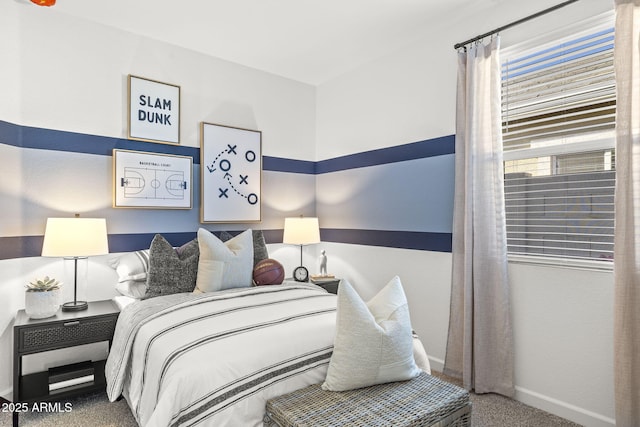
[283,216,320,282]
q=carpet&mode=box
[0,374,582,427]
[431,372,582,427]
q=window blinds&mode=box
[501,26,615,262]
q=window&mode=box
[501,16,615,264]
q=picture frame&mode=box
[200,122,262,223]
[113,149,192,209]
[128,75,180,144]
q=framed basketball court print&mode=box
[113,149,192,209]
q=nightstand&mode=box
[12,300,119,416]
[311,278,341,294]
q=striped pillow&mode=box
[113,249,150,298]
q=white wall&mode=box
[0,2,21,123]
[510,263,614,427]
[315,38,456,160]
[4,2,316,157]
[315,1,616,426]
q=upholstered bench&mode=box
[263,372,471,427]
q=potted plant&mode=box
[25,276,62,319]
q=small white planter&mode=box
[25,289,61,319]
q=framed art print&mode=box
[128,75,180,144]
[113,149,192,209]
[200,122,262,223]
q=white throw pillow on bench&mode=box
[322,276,421,391]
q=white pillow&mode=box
[322,276,421,391]
[195,228,254,293]
[413,333,432,374]
[111,250,150,298]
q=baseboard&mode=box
[427,355,444,373]
[0,387,12,402]
[514,386,615,427]
[424,359,615,427]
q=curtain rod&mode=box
[453,0,580,50]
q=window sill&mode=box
[507,254,614,272]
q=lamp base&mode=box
[62,300,88,312]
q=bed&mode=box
[105,228,430,427]
[105,283,337,427]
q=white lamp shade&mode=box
[42,218,109,257]
[283,217,320,245]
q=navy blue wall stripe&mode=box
[1,231,275,259]
[0,120,201,161]
[262,156,316,174]
[321,229,452,253]
[1,120,454,174]
[315,135,455,174]
[0,120,20,144]
[261,140,456,174]
[0,234,197,259]
[0,120,315,173]
[108,231,287,253]
[107,232,198,253]
[1,229,452,258]
[0,236,45,260]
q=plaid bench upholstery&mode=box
[264,372,471,427]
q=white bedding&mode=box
[105,284,337,427]
[112,295,139,310]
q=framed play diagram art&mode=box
[128,75,181,144]
[113,149,192,209]
[200,122,262,223]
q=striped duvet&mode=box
[105,284,337,427]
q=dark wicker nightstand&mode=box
[12,300,119,426]
[310,278,341,294]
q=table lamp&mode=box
[283,216,320,282]
[42,216,109,311]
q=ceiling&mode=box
[40,0,599,85]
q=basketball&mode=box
[253,258,285,285]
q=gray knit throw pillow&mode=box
[143,235,199,299]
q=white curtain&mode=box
[613,1,640,425]
[444,37,514,397]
